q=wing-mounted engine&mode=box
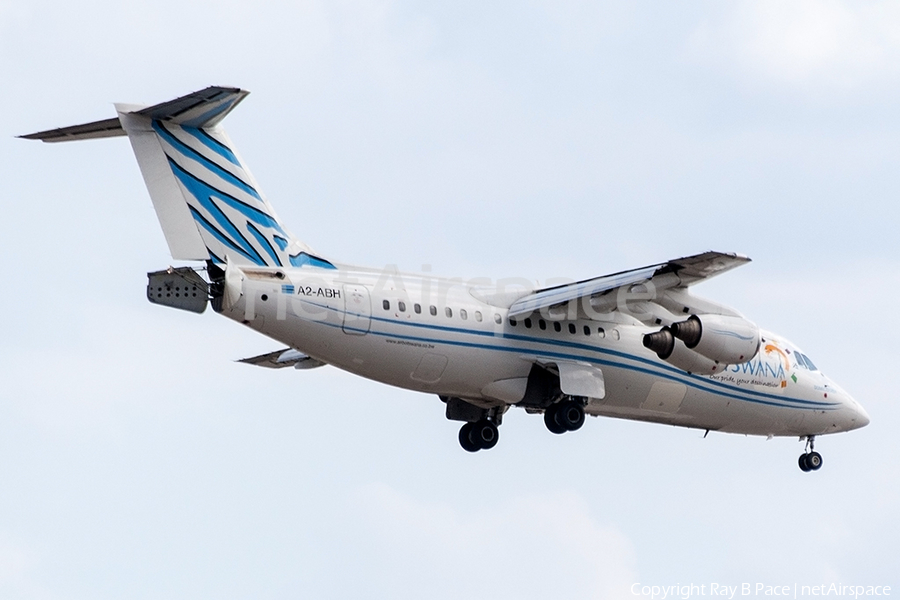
[643,314,760,375]
[642,327,723,375]
[671,314,760,364]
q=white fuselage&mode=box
[220,263,869,439]
[24,85,869,465]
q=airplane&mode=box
[21,86,869,471]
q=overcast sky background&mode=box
[1,1,898,598]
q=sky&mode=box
[1,1,899,598]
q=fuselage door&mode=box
[342,284,371,335]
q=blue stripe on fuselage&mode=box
[273,295,840,411]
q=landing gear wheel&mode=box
[557,400,585,432]
[544,404,567,434]
[798,436,823,472]
[459,422,480,453]
[806,451,823,471]
[469,419,499,450]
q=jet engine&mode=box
[669,314,760,365]
[642,327,722,375]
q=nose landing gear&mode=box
[798,435,823,472]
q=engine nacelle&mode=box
[670,314,760,365]
[642,327,723,375]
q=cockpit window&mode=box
[802,354,818,371]
[795,352,818,371]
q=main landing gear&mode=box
[459,419,499,453]
[451,395,587,452]
[798,435,823,472]
[544,398,586,435]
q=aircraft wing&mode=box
[238,348,327,370]
[508,251,750,319]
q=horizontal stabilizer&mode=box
[20,86,247,144]
[19,117,126,143]
[132,86,247,128]
[239,348,327,370]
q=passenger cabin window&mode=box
[445,307,453,318]
[494,314,502,324]
[568,323,576,334]
[414,303,421,314]
[554,322,561,333]
[398,301,406,312]
[460,309,468,320]
[539,319,546,330]
[524,318,532,328]
[383,300,390,310]
[597,327,606,338]
[430,305,437,316]
[509,317,517,326]
[583,325,591,336]
[475,311,483,322]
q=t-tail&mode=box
[21,86,334,270]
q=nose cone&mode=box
[836,389,870,431]
[851,399,871,429]
[824,378,869,432]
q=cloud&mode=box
[348,483,638,600]
[0,539,48,599]
[690,0,900,92]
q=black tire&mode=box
[470,420,499,450]
[806,451,823,471]
[459,422,479,452]
[798,453,811,472]
[557,400,586,432]
[544,404,567,434]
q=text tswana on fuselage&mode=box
[22,86,869,472]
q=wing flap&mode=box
[508,266,657,317]
[508,251,750,319]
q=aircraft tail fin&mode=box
[22,86,334,269]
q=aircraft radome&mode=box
[22,86,869,471]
